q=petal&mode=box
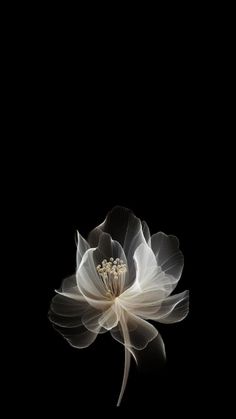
[82,300,121,332]
[53,324,98,348]
[110,311,158,350]
[151,232,184,283]
[98,305,120,330]
[48,293,90,329]
[88,206,147,284]
[131,243,179,297]
[149,290,189,323]
[76,231,90,269]
[49,293,88,318]
[87,218,106,248]
[133,243,159,289]
[76,249,111,308]
[129,333,166,370]
[118,288,167,319]
[56,274,85,300]
[93,232,129,293]
[88,206,136,248]
[81,306,107,334]
[142,220,151,246]
[93,232,127,264]
[98,299,122,330]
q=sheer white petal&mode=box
[76,231,90,269]
[49,293,88,320]
[53,324,99,348]
[133,243,159,289]
[110,311,158,350]
[118,288,167,319]
[98,303,121,330]
[49,293,93,335]
[149,290,189,323]
[88,206,147,285]
[151,232,184,284]
[87,218,106,247]
[142,220,151,246]
[49,207,189,407]
[120,273,181,314]
[81,306,107,334]
[82,300,121,332]
[93,232,129,293]
[56,274,85,300]
[93,232,127,263]
[131,243,180,297]
[76,249,111,308]
[49,294,102,347]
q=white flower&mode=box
[49,206,189,406]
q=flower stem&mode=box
[116,316,131,407]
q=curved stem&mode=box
[117,315,131,407]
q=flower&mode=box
[49,206,189,406]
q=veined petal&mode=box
[118,288,167,319]
[88,206,148,285]
[142,220,151,246]
[49,293,89,330]
[149,290,189,323]
[93,232,129,293]
[76,231,90,269]
[87,218,106,248]
[76,249,111,308]
[133,242,159,289]
[81,306,107,334]
[56,274,85,300]
[131,243,180,297]
[151,232,184,285]
[53,324,99,348]
[93,232,127,263]
[49,293,88,319]
[110,311,158,350]
[82,299,121,332]
[98,302,121,330]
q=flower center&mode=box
[96,257,127,297]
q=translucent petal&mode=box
[76,249,111,308]
[87,218,105,248]
[150,290,189,323]
[118,288,168,319]
[82,300,121,332]
[93,232,127,263]
[151,232,184,282]
[61,274,77,293]
[49,291,101,348]
[50,293,89,318]
[48,293,90,331]
[53,324,98,348]
[132,243,179,297]
[82,306,108,334]
[93,232,129,293]
[88,206,135,248]
[110,311,158,350]
[76,231,90,269]
[49,310,83,328]
[129,333,166,370]
[133,243,159,289]
[56,274,84,300]
[88,206,147,285]
[142,220,151,246]
[98,304,120,330]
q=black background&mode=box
[20,137,203,416]
[8,11,211,415]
